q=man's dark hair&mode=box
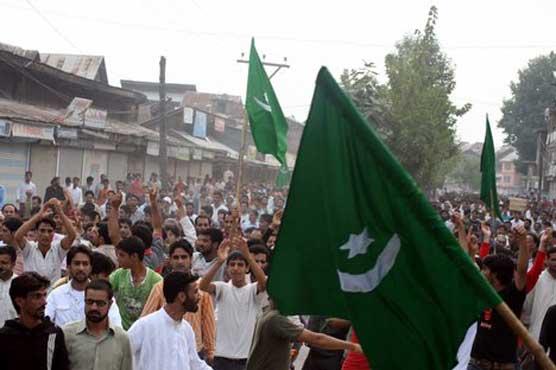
[132,224,153,248]
[143,206,152,216]
[116,236,146,260]
[1,203,18,214]
[127,194,139,201]
[81,203,96,216]
[169,239,193,258]
[163,271,198,304]
[201,205,213,217]
[483,254,515,286]
[547,246,556,259]
[118,218,132,228]
[67,245,93,266]
[86,176,94,183]
[226,251,248,266]
[198,228,223,245]
[217,209,228,216]
[86,279,114,301]
[195,215,211,226]
[185,202,194,208]
[51,177,60,185]
[2,217,23,233]
[163,223,181,240]
[0,245,17,263]
[260,214,273,224]
[213,191,223,199]
[25,171,32,177]
[98,222,112,245]
[119,205,131,218]
[32,195,42,204]
[528,232,539,248]
[84,190,95,198]
[10,272,50,313]
[249,244,270,258]
[91,252,116,276]
[36,217,56,230]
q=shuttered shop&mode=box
[0,144,28,203]
[30,145,58,198]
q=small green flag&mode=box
[480,116,502,220]
[245,38,289,166]
[275,163,290,188]
[268,67,501,370]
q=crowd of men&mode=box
[4,171,556,370]
[0,171,361,370]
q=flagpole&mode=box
[496,302,556,370]
[229,117,249,241]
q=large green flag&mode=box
[245,38,289,166]
[268,68,502,370]
[480,117,502,220]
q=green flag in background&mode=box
[268,68,501,370]
[480,116,502,220]
[246,38,289,167]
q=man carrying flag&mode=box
[267,67,503,370]
[245,38,290,186]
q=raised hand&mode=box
[110,192,123,209]
[148,186,158,205]
[217,239,231,262]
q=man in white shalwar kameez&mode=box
[128,271,212,370]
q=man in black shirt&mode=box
[538,304,556,368]
[0,272,69,370]
[468,225,528,370]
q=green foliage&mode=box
[341,6,470,192]
[498,52,556,172]
[446,153,482,192]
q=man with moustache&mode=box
[0,272,69,370]
[128,271,212,370]
[46,246,121,327]
[63,279,132,370]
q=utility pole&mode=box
[158,56,168,191]
[234,53,290,201]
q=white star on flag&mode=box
[339,228,373,259]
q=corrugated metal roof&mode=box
[0,98,64,125]
[0,42,39,60]
[170,129,237,157]
[40,53,107,82]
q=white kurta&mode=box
[524,270,556,340]
[128,308,212,370]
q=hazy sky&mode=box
[2,0,556,148]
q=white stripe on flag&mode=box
[452,322,478,370]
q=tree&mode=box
[341,6,470,192]
[445,153,482,192]
[498,52,556,173]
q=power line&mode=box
[3,2,556,51]
[23,0,81,52]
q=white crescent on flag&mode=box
[254,93,272,113]
[337,231,401,293]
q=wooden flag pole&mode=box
[496,302,556,370]
[228,117,249,241]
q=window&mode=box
[504,176,511,183]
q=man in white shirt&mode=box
[199,236,267,370]
[241,210,259,233]
[46,246,121,327]
[128,271,212,370]
[0,245,17,326]
[192,229,225,281]
[211,191,228,225]
[71,177,83,206]
[15,171,37,209]
[524,246,556,340]
[14,198,77,285]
